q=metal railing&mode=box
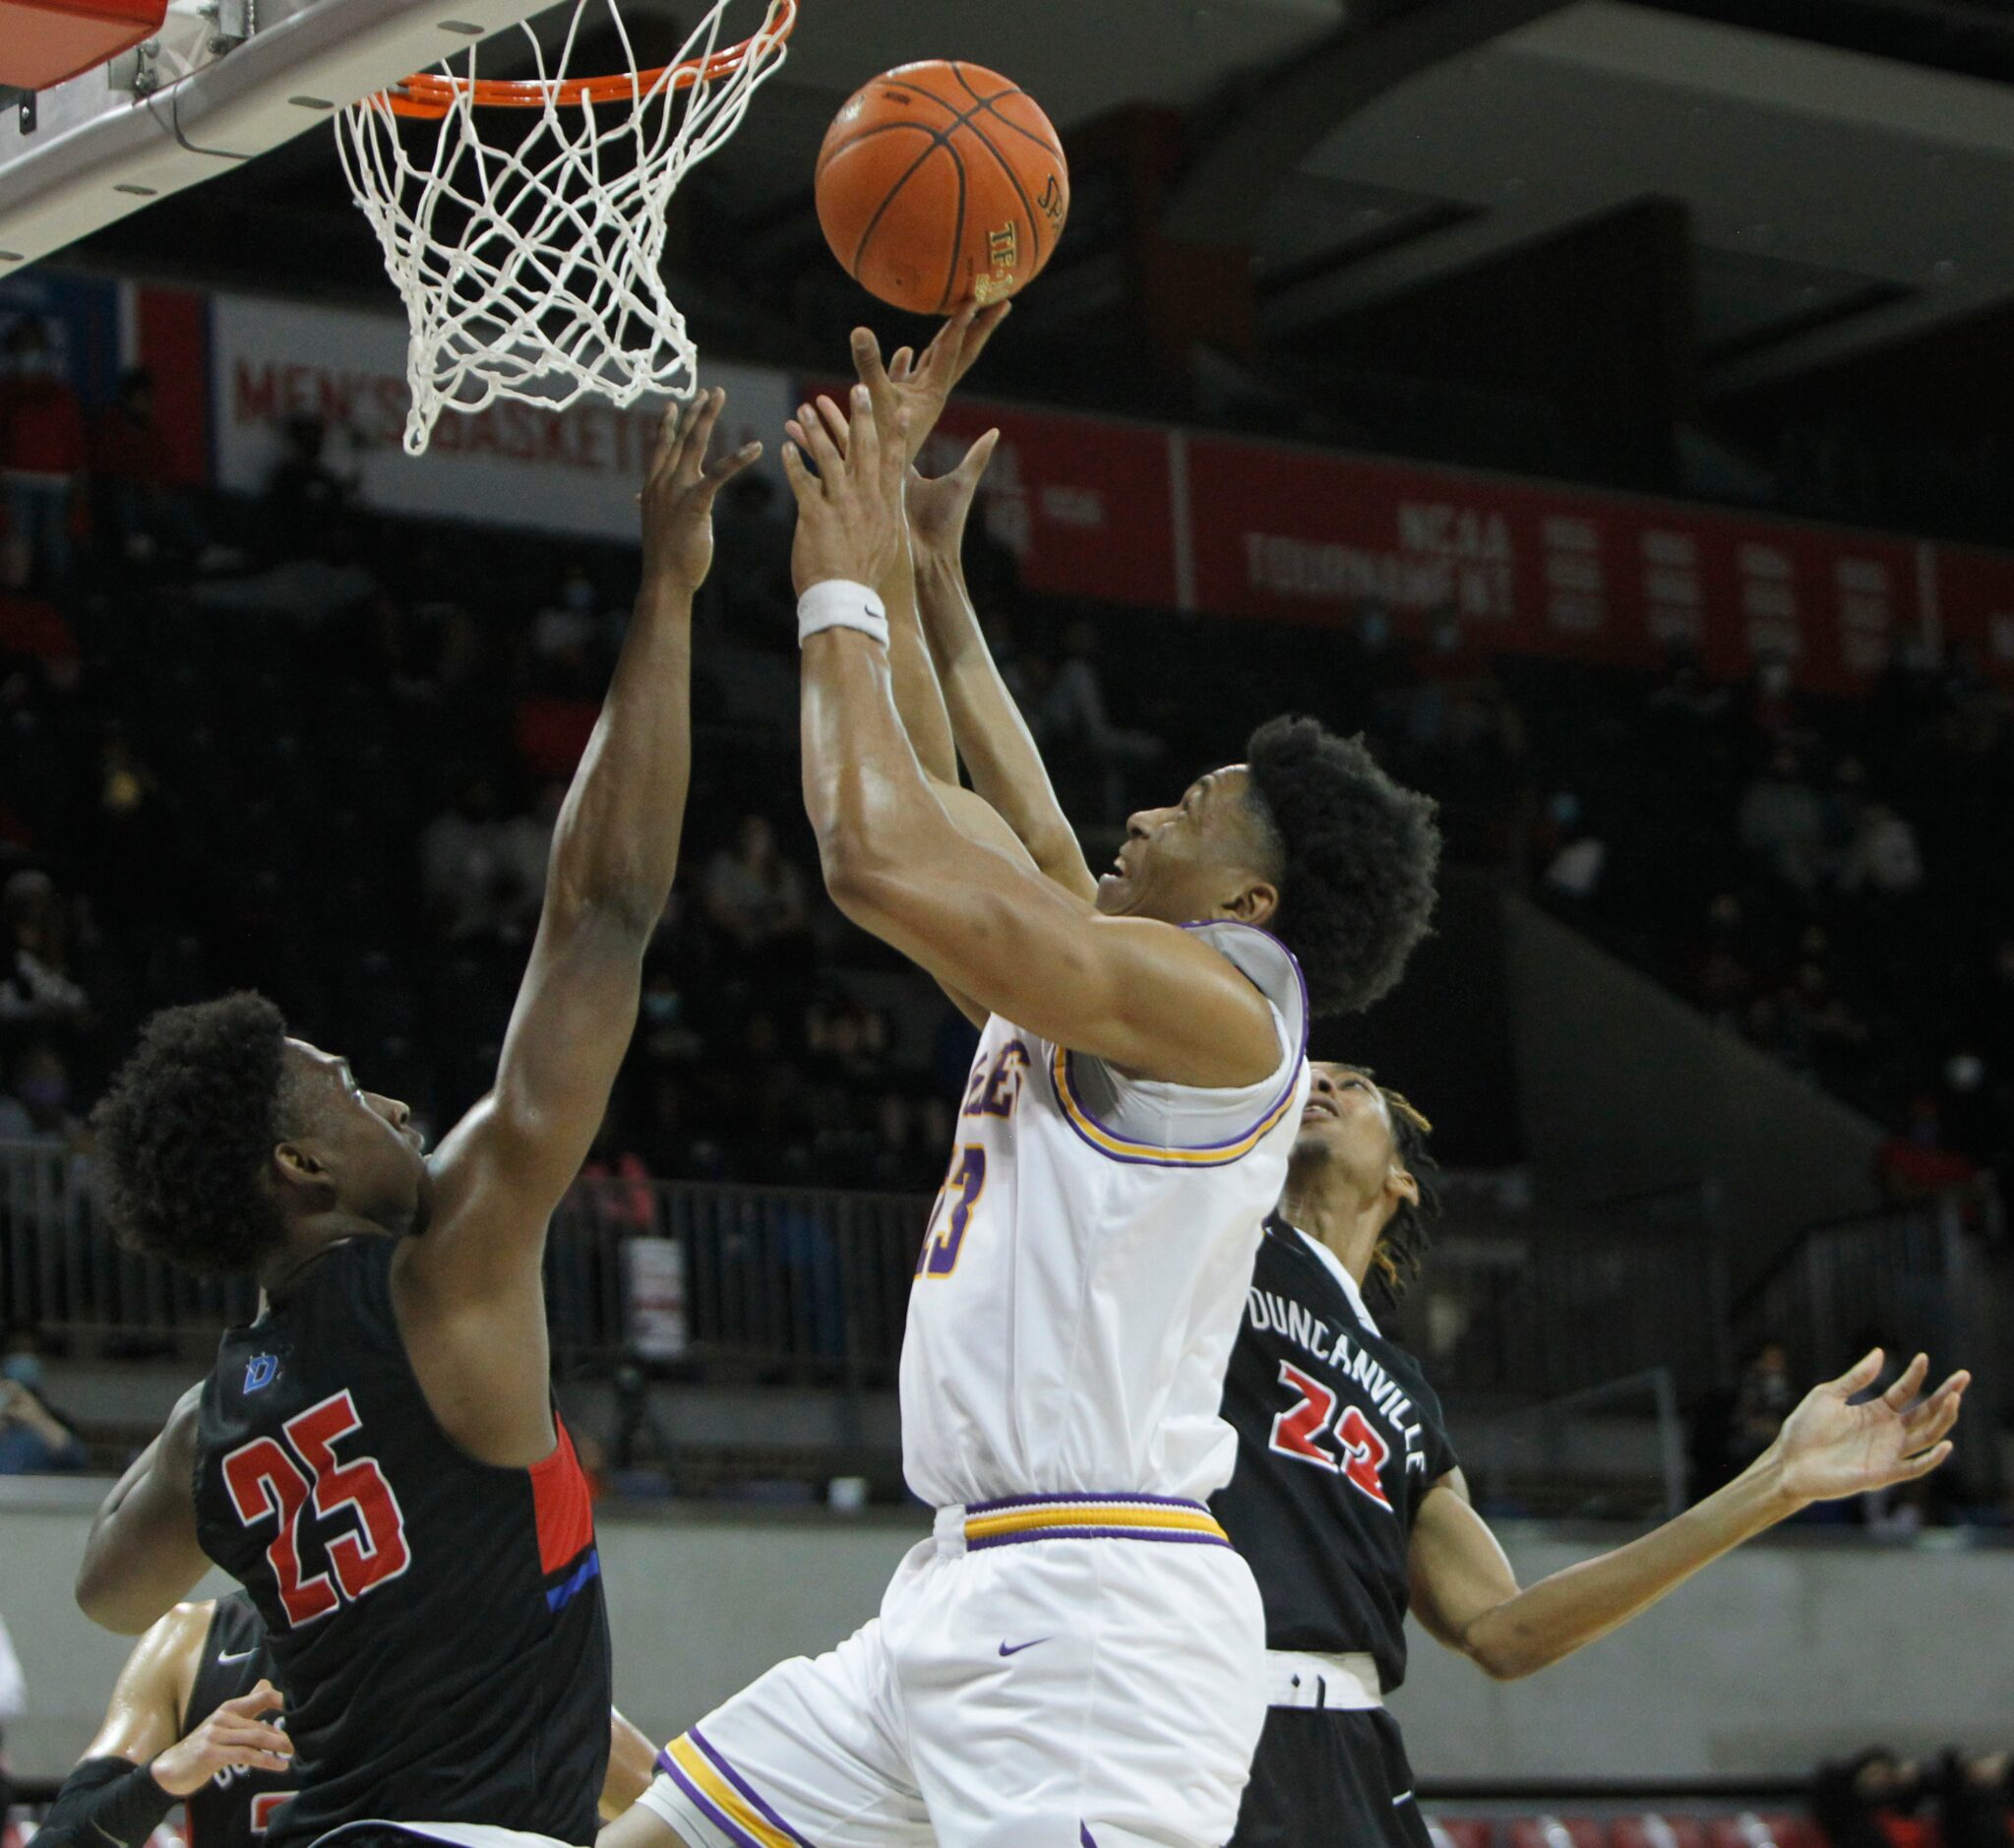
[1386,1224,1730,1406]
[6,1135,2003,1459]
[0,1140,930,1386]
[1466,1367,1690,1520]
[1730,1186,2011,1492]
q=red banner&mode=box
[805,380,1178,609]
[1932,544,2014,682]
[1181,436,1931,695]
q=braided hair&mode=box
[1343,1065,1439,1307]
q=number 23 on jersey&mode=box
[916,1037,1029,1279]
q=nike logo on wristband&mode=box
[998,1638,1048,1657]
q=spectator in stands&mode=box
[530,564,609,695]
[637,966,702,1072]
[1738,748,1828,891]
[1026,618,1161,823]
[0,316,87,591]
[704,471,793,626]
[1935,1752,2013,1848]
[0,870,91,1043]
[1837,801,1924,896]
[1646,648,1732,727]
[805,994,892,1085]
[0,1053,31,1140]
[1536,790,1606,901]
[420,775,540,946]
[1813,1753,1924,1848]
[574,1107,657,1239]
[1770,953,1869,1081]
[1693,892,1759,1024]
[494,779,567,943]
[1876,1096,1979,1203]
[702,814,811,970]
[89,368,219,568]
[0,1334,89,1473]
[262,413,359,559]
[1725,1341,1796,1475]
[3,1042,89,1154]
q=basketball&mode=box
[815,60,1070,317]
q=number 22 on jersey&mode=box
[221,1388,412,1627]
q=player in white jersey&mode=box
[603,317,1439,1848]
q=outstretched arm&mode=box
[785,390,1276,1087]
[397,393,758,1460]
[846,319,1096,902]
[909,439,1097,902]
[1409,1350,1967,1681]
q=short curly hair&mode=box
[1245,715,1439,1016]
[92,993,294,1277]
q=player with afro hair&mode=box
[92,992,296,1278]
[1243,715,1440,1019]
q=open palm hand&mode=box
[850,302,1011,465]
[1773,1349,1968,1507]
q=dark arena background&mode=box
[2,0,2012,1840]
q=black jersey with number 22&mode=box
[1212,1216,1459,1695]
[192,1238,611,1848]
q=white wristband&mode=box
[797,580,889,649]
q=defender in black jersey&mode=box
[1215,1061,1971,1848]
[35,1593,663,1848]
[72,395,763,1848]
[36,1594,296,1848]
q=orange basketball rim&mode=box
[383,0,797,119]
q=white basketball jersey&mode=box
[900,922,1311,1509]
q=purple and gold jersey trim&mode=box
[1045,920,1309,1169]
[962,1492,1231,1551]
[1049,1042,1305,1169]
[657,1732,813,1848]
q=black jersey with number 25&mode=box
[1212,1216,1458,1695]
[192,1238,611,1848]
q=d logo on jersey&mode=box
[1267,1361,1393,1509]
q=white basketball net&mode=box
[336,0,792,455]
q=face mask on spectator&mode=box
[1,1353,43,1391]
[19,1073,68,1112]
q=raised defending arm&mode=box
[423,392,759,1241]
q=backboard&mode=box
[0,0,565,274]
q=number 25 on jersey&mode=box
[222,1389,412,1627]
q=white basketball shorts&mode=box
[640,1494,1268,1848]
